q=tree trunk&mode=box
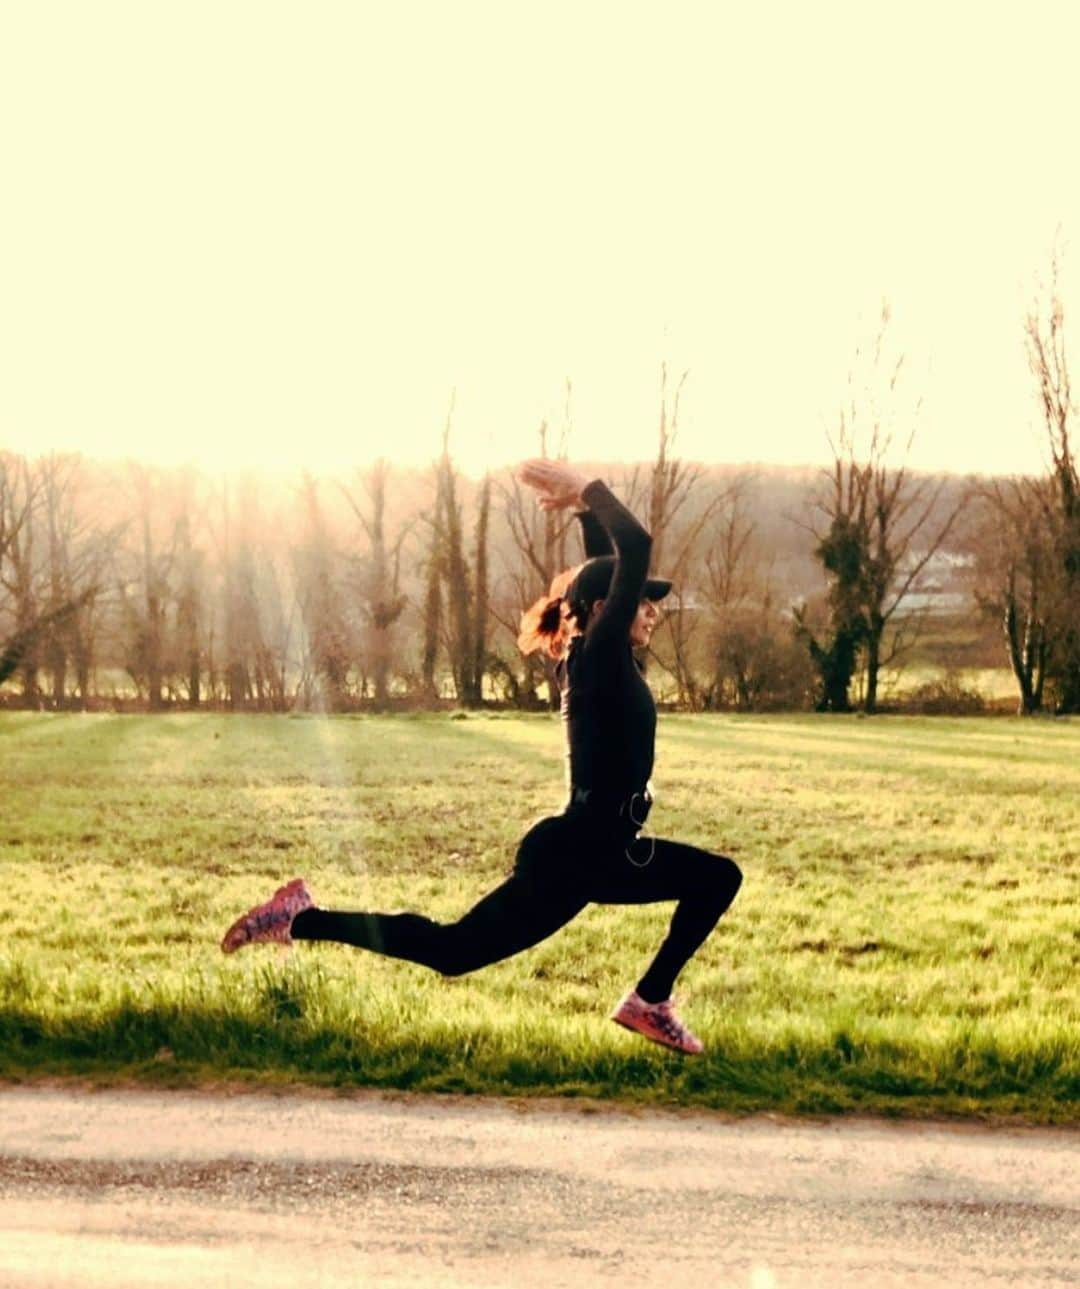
[187,649,201,709]
[47,639,66,706]
[444,495,472,704]
[421,531,442,701]
[1004,599,1037,714]
[74,638,92,708]
[864,616,882,713]
[469,475,491,706]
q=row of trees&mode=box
[2,292,1077,717]
[792,285,1078,716]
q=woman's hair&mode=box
[517,565,585,659]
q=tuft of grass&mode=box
[0,711,1077,1121]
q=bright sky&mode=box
[3,2,1079,479]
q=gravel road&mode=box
[0,1086,1077,1288]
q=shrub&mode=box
[902,671,986,715]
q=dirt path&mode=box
[0,1086,1077,1288]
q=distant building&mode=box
[894,550,973,616]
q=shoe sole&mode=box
[610,1013,703,1056]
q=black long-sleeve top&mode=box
[557,480,656,806]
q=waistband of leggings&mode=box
[566,784,653,828]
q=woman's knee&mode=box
[703,854,742,904]
[424,924,482,977]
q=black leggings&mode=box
[291,811,742,1003]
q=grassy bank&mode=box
[1,711,1077,1121]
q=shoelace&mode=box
[250,902,291,933]
[646,1005,680,1036]
[648,1004,690,1042]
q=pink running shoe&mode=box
[220,878,313,954]
[610,989,704,1055]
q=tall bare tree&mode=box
[497,417,572,708]
[294,474,352,709]
[646,362,693,575]
[214,476,293,710]
[173,511,203,708]
[630,365,735,705]
[342,460,410,706]
[1025,259,1080,712]
[972,477,1052,713]
[0,454,43,700]
[801,306,966,712]
[417,398,469,704]
[435,424,477,705]
[971,255,1080,714]
[0,589,96,691]
[118,465,177,710]
[37,455,115,707]
[420,512,443,701]
[697,487,810,710]
[468,472,492,705]
[217,477,274,708]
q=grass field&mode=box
[1,711,1077,1122]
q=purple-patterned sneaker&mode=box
[221,878,313,954]
[610,989,704,1055]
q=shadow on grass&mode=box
[1,1000,1077,1125]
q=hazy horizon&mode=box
[0,446,1037,487]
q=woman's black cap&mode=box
[566,557,673,609]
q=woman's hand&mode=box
[516,459,592,512]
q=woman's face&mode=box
[584,597,663,647]
[629,598,662,649]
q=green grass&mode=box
[1,711,1078,1122]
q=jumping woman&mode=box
[222,460,742,1053]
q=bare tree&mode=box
[41,458,71,703]
[646,362,693,574]
[0,454,43,700]
[55,462,116,707]
[342,460,410,706]
[851,428,964,712]
[801,306,966,712]
[0,589,96,690]
[173,510,203,708]
[436,422,477,705]
[225,495,292,710]
[972,477,1053,713]
[1025,257,1080,712]
[634,365,737,705]
[468,471,492,705]
[217,478,268,708]
[160,468,210,709]
[700,489,793,709]
[32,455,112,705]
[970,254,1080,714]
[294,474,352,709]
[116,465,177,710]
[417,399,467,704]
[496,416,573,708]
[1,455,116,706]
[420,510,443,701]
